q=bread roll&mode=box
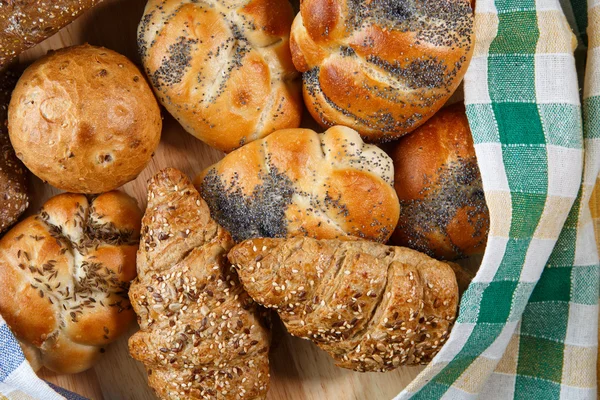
[229,237,458,372]
[290,0,474,141]
[194,126,400,243]
[138,0,302,153]
[129,168,270,400]
[0,0,100,69]
[389,103,489,260]
[0,191,142,374]
[8,44,162,194]
[0,70,28,233]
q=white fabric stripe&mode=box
[464,57,491,105]
[546,145,583,197]
[4,362,65,400]
[574,219,600,265]
[434,323,476,362]
[535,54,580,105]
[479,373,517,399]
[535,0,564,11]
[582,139,600,186]
[584,48,600,98]
[589,0,600,10]
[474,143,511,191]
[559,385,598,399]
[440,387,478,400]
[473,236,509,283]
[473,0,498,14]
[565,303,599,347]
[482,321,520,359]
[520,238,558,282]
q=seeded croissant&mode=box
[129,168,270,400]
[228,237,458,372]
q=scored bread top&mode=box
[229,236,458,372]
[129,168,270,400]
[195,126,400,243]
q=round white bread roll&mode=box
[138,0,302,153]
[8,44,162,194]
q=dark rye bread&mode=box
[290,0,474,141]
[229,237,458,372]
[0,69,28,233]
[0,0,101,69]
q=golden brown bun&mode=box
[0,191,142,374]
[194,126,400,243]
[389,103,489,260]
[8,44,162,194]
[0,70,28,233]
[129,168,270,400]
[0,0,100,69]
[290,0,474,142]
[229,237,458,372]
[138,0,302,153]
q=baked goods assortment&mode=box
[8,44,162,194]
[0,0,101,69]
[228,237,458,372]
[138,0,302,152]
[389,104,489,260]
[0,70,28,234]
[194,126,400,243]
[290,0,474,141]
[0,0,488,397]
[0,191,142,374]
[129,168,270,400]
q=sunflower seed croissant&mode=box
[129,168,270,399]
[228,237,458,372]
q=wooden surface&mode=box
[16,0,429,398]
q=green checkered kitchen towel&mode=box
[398,0,599,398]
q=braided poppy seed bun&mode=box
[389,104,489,260]
[290,0,474,142]
[138,0,303,153]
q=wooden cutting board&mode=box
[16,0,427,398]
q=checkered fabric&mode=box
[398,0,599,398]
[0,1,598,400]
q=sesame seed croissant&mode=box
[129,168,270,400]
[228,237,458,372]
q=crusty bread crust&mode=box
[389,103,489,260]
[0,191,142,374]
[129,168,270,400]
[195,126,400,243]
[8,44,161,193]
[138,0,302,152]
[0,70,28,233]
[229,237,458,372]
[290,0,474,141]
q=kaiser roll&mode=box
[194,125,400,243]
[138,0,302,153]
[0,191,142,374]
[8,44,162,194]
[389,103,489,260]
[290,0,474,142]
